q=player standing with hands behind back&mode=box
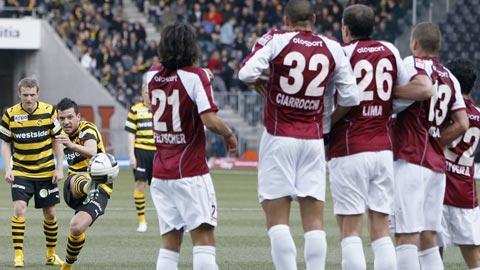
[148,22,237,270]
[239,0,360,269]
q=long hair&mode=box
[158,22,200,71]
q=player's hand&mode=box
[223,133,238,155]
[5,170,14,183]
[250,79,268,97]
[55,134,74,149]
[129,155,137,169]
[52,169,63,184]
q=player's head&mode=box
[88,152,119,184]
[17,77,39,112]
[284,0,315,29]
[342,4,375,43]
[446,58,478,96]
[410,22,442,56]
[158,22,200,71]
[56,97,80,135]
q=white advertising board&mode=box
[0,18,40,49]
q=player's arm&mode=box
[331,105,352,126]
[127,133,136,169]
[200,112,238,154]
[393,75,433,100]
[440,109,469,147]
[1,140,14,183]
[52,140,64,183]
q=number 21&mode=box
[151,89,182,132]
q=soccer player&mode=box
[238,1,360,269]
[438,58,480,270]
[392,22,469,270]
[54,97,115,270]
[125,82,155,232]
[0,77,64,267]
[328,5,434,270]
[148,22,237,270]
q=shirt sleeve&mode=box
[238,32,275,83]
[51,108,62,136]
[195,69,219,115]
[327,39,360,107]
[450,74,466,112]
[0,111,11,142]
[125,106,137,133]
[79,126,99,142]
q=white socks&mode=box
[341,236,366,270]
[268,225,297,270]
[156,248,179,270]
[304,230,327,270]
[396,244,420,270]
[418,246,443,270]
[193,246,218,270]
[372,237,396,270]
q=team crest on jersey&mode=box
[257,33,273,46]
[37,120,42,126]
[14,115,28,122]
[415,58,426,69]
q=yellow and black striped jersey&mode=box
[124,103,155,151]
[0,101,62,180]
[64,121,105,174]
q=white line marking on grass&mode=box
[0,207,262,211]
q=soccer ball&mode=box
[88,153,119,183]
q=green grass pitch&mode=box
[0,169,467,269]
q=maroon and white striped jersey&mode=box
[444,98,480,208]
[329,39,409,158]
[147,64,218,179]
[393,56,465,172]
[239,29,359,139]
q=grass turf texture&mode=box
[0,169,468,269]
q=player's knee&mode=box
[14,201,27,216]
[420,231,438,250]
[42,207,56,220]
[395,233,420,246]
[69,220,86,236]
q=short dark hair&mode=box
[446,58,477,95]
[158,22,200,70]
[411,22,442,54]
[17,77,39,93]
[285,0,314,26]
[343,4,375,39]
[56,97,79,114]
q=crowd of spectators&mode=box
[2,0,410,108]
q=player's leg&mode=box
[158,229,183,270]
[393,160,425,270]
[191,224,217,270]
[62,211,93,270]
[419,172,446,270]
[150,177,185,270]
[11,177,34,267]
[296,138,327,270]
[262,198,296,270]
[35,179,62,266]
[459,245,480,269]
[133,148,149,232]
[368,151,396,270]
[299,197,327,270]
[258,131,298,270]
[328,153,368,270]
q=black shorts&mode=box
[63,174,109,224]
[133,148,155,184]
[11,177,60,209]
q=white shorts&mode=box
[328,150,394,215]
[258,131,326,203]
[150,174,217,235]
[391,160,446,233]
[438,205,480,247]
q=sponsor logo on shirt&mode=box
[138,122,153,128]
[14,130,49,139]
[153,75,177,83]
[357,46,385,53]
[292,38,323,47]
[12,184,26,190]
[155,133,187,144]
[14,115,28,122]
